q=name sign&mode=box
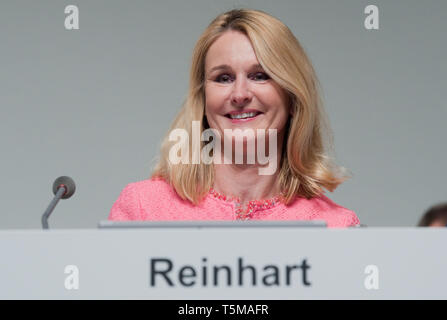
[0,228,445,299]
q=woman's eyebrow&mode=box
[207,63,263,74]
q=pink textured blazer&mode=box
[109,178,360,228]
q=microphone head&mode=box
[52,176,76,199]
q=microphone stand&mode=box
[41,186,67,229]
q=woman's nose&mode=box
[231,77,253,107]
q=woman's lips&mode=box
[225,112,263,124]
[228,115,260,123]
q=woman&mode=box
[109,8,360,227]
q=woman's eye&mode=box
[214,72,269,83]
[215,74,233,83]
[252,72,270,81]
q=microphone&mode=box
[41,176,76,229]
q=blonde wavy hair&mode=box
[151,8,349,205]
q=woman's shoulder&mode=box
[287,193,360,228]
[108,177,177,220]
[124,177,174,193]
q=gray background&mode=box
[0,0,445,229]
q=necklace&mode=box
[209,188,285,220]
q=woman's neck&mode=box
[212,127,286,207]
[213,161,282,208]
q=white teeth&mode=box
[229,112,259,119]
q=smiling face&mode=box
[204,30,291,153]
